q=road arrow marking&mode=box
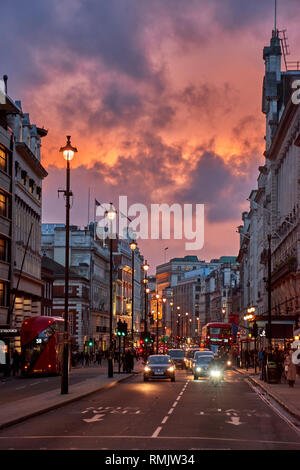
[83,414,105,423]
[226,417,243,426]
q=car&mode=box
[143,355,176,382]
[168,349,186,369]
[191,351,214,373]
[193,355,214,379]
[185,348,200,370]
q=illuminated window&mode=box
[0,282,7,306]
[0,237,8,261]
[0,147,8,173]
[0,192,7,217]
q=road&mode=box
[0,369,300,450]
[0,364,110,404]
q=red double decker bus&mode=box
[201,322,233,354]
[21,316,68,375]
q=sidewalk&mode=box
[0,362,143,430]
[235,367,300,421]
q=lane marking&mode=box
[172,401,178,408]
[168,408,174,415]
[245,379,300,437]
[152,426,162,438]
[161,416,169,424]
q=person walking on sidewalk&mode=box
[12,350,20,376]
[284,350,297,388]
[244,349,250,371]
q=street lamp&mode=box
[130,240,137,347]
[185,312,189,338]
[156,294,160,354]
[59,136,77,395]
[170,301,174,345]
[105,202,117,378]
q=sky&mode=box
[2,0,300,272]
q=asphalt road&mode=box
[0,370,300,450]
[0,364,112,404]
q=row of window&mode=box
[16,164,41,200]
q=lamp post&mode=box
[170,301,174,346]
[267,234,272,350]
[129,240,137,347]
[59,136,77,395]
[156,294,160,354]
[185,312,189,339]
[142,261,150,336]
[162,297,167,339]
[105,203,117,378]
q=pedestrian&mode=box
[258,348,264,371]
[12,350,20,376]
[244,349,250,371]
[284,350,297,388]
[84,352,90,367]
[261,348,267,381]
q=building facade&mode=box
[238,29,300,348]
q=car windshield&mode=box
[169,350,184,358]
[196,356,214,365]
[186,349,199,358]
[148,356,172,364]
[194,352,214,359]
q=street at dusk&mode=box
[1,368,300,450]
[0,0,300,460]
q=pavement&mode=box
[234,367,300,421]
[0,361,143,430]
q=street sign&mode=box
[0,328,20,337]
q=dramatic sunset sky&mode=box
[2,0,300,271]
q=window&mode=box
[0,147,8,173]
[0,282,7,307]
[29,179,34,194]
[21,170,27,186]
[0,192,7,217]
[0,237,8,262]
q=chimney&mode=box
[3,75,8,94]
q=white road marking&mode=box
[152,426,162,438]
[172,401,178,408]
[161,416,169,424]
[83,414,105,423]
[168,408,174,415]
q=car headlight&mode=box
[196,367,202,372]
[144,366,151,372]
[168,366,175,372]
[210,369,221,377]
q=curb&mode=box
[0,371,140,431]
[234,368,300,422]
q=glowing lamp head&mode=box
[105,203,117,221]
[163,298,167,303]
[156,294,160,300]
[60,136,77,161]
[142,260,149,271]
[146,288,150,294]
[129,240,137,251]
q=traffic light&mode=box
[88,338,93,347]
[252,322,258,339]
[117,320,128,337]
